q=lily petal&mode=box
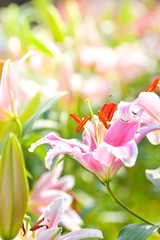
[36,227,61,240]
[60,228,103,240]
[35,198,64,237]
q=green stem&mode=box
[105,181,154,226]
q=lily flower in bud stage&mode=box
[0,134,29,240]
[29,162,83,231]
[29,100,139,182]
[118,78,160,145]
[14,198,103,240]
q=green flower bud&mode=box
[0,133,29,240]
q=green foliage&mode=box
[22,91,65,136]
[146,168,160,191]
[65,0,81,37]
[0,118,22,142]
[32,0,66,42]
[116,224,159,240]
[20,91,41,125]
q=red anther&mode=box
[106,103,117,122]
[70,113,90,132]
[30,217,48,231]
[76,116,90,133]
[98,110,109,129]
[101,103,108,114]
[21,222,26,237]
[98,102,117,129]
[70,113,81,124]
[144,78,160,92]
[100,103,117,121]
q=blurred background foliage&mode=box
[0,0,160,239]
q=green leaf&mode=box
[66,0,81,37]
[116,223,159,240]
[29,34,61,60]
[4,118,22,138]
[2,4,19,35]
[56,155,74,166]
[0,118,22,141]
[33,0,66,42]
[25,168,33,180]
[18,18,31,54]
[45,5,66,42]
[119,0,133,23]
[146,168,160,191]
[20,92,41,125]
[22,91,65,136]
[22,132,47,163]
[29,34,54,57]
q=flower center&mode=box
[70,99,117,147]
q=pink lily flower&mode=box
[29,102,139,182]
[118,79,160,145]
[29,162,83,231]
[0,51,34,120]
[15,198,103,240]
[0,59,17,119]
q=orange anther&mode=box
[70,113,90,132]
[98,110,109,129]
[106,103,117,122]
[144,78,160,92]
[98,102,117,129]
[76,116,90,133]
[70,113,81,124]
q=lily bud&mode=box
[0,133,29,240]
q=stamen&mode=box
[106,103,117,122]
[101,103,108,114]
[144,78,160,92]
[70,113,90,132]
[98,102,117,129]
[76,116,90,133]
[70,113,81,124]
[30,217,48,231]
[21,222,26,237]
[85,126,98,146]
[98,110,109,129]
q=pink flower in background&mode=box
[58,55,110,106]
[0,51,36,120]
[78,44,151,82]
[15,198,103,240]
[29,162,83,231]
[0,59,17,119]
[133,10,158,37]
[79,76,110,104]
[29,102,139,182]
[118,79,160,145]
